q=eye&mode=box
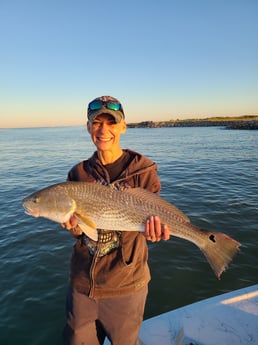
[32,196,39,204]
[92,121,101,127]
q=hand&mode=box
[61,214,78,229]
[144,216,170,242]
[61,215,82,237]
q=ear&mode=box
[86,121,91,134]
[120,120,127,134]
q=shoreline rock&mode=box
[127,119,258,130]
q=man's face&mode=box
[87,114,126,151]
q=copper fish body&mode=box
[22,181,240,279]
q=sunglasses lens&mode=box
[89,100,103,111]
[89,100,122,114]
[106,102,121,111]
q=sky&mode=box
[0,0,257,128]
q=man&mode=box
[62,96,170,345]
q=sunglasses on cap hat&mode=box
[88,100,123,112]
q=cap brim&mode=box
[88,108,124,123]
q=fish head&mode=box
[22,186,77,224]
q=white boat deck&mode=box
[139,284,258,345]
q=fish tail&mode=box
[200,230,241,279]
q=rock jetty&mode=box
[127,117,258,130]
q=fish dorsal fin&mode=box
[124,187,190,223]
[74,214,98,241]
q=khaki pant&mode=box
[63,286,148,345]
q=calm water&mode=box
[0,126,257,344]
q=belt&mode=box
[81,230,121,257]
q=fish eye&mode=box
[32,196,39,204]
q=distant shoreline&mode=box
[1,116,258,130]
[127,115,258,130]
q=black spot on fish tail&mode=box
[209,234,216,243]
[200,229,240,279]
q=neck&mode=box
[97,148,123,165]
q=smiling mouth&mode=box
[97,137,112,142]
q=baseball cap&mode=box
[87,96,125,123]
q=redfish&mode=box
[22,182,240,279]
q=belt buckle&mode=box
[82,231,120,257]
[97,231,120,257]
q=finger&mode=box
[145,218,150,239]
[70,215,78,228]
[61,220,73,230]
[162,224,170,240]
[145,216,156,242]
[148,216,156,242]
[64,221,72,230]
[145,216,154,241]
[154,216,162,241]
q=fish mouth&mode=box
[22,203,40,217]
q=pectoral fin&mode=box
[74,214,98,241]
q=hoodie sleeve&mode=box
[123,150,161,194]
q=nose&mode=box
[98,122,110,131]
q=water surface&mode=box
[0,126,257,344]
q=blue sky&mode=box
[1,0,257,128]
